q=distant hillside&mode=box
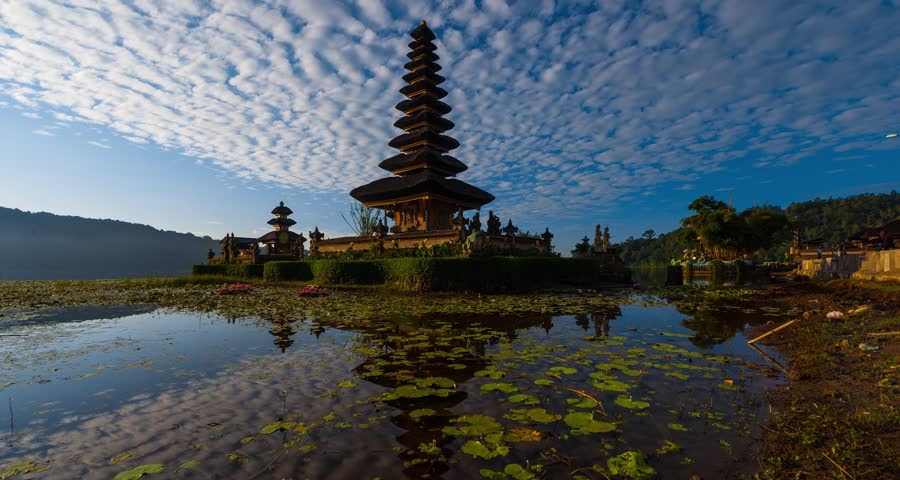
[616,191,900,265]
[0,207,219,280]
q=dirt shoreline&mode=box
[745,280,899,479]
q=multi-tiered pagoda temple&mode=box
[315,22,552,255]
[350,21,494,232]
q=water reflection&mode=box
[0,300,786,479]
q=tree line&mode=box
[615,191,900,265]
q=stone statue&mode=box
[469,211,482,233]
[594,224,603,252]
[487,210,501,236]
[373,218,389,239]
[309,226,325,244]
[452,208,468,232]
[541,227,554,251]
[294,232,307,258]
[251,241,260,261]
[502,218,518,238]
[603,226,610,252]
[207,248,215,264]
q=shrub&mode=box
[264,261,313,282]
[192,264,262,278]
[310,259,384,284]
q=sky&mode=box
[0,0,898,252]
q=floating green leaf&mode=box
[548,366,577,375]
[480,382,518,393]
[504,408,561,424]
[113,464,164,480]
[534,379,554,386]
[507,393,540,405]
[337,380,357,388]
[614,395,650,410]
[410,408,436,419]
[461,439,509,459]
[667,423,688,431]
[109,451,135,465]
[564,411,616,435]
[656,440,681,455]
[260,421,295,435]
[0,461,50,478]
[443,414,503,436]
[606,451,656,479]
[175,460,199,472]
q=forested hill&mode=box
[0,207,219,280]
[616,191,900,266]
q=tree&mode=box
[642,229,655,240]
[341,201,382,236]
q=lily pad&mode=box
[462,439,509,459]
[614,395,650,410]
[480,382,518,393]
[113,464,164,480]
[656,440,681,455]
[443,414,503,436]
[548,366,577,375]
[606,451,656,479]
[260,421,296,435]
[667,423,688,432]
[409,408,436,419]
[564,411,616,435]
[109,450,135,465]
[504,408,561,424]
[507,393,540,405]
[337,380,357,388]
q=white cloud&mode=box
[0,0,897,230]
[87,140,111,149]
[32,129,54,136]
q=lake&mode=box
[0,296,790,479]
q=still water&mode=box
[0,299,788,479]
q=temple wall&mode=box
[798,250,900,281]
[851,250,900,282]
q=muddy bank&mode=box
[747,280,899,479]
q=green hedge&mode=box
[310,260,385,285]
[263,261,313,281]
[256,257,628,291]
[192,263,263,279]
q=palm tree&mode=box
[341,201,383,236]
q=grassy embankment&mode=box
[748,280,899,480]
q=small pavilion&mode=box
[258,201,305,256]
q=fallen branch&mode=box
[867,331,900,337]
[747,319,797,345]
[822,451,854,480]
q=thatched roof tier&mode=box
[407,40,437,52]
[396,96,451,115]
[403,57,442,73]
[350,171,494,207]
[258,230,302,243]
[406,50,439,62]
[267,217,296,227]
[394,111,454,132]
[402,70,445,85]
[389,130,459,152]
[271,201,293,216]
[399,82,448,99]
[379,150,468,176]
[411,21,437,41]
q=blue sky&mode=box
[0,0,898,252]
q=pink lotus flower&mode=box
[296,285,329,297]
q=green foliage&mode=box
[258,257,628,291]
[617,192,899,265]
[192,263,262,279]
[310,259,385,284]
[341,201,382,236]
[263,261,313,281]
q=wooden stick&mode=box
[867,331,900,337]
[822,451,854,479]
[747,319,797,345]
[748,343,790,375]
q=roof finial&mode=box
[279,201,284,206]
[420,20,426,25]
